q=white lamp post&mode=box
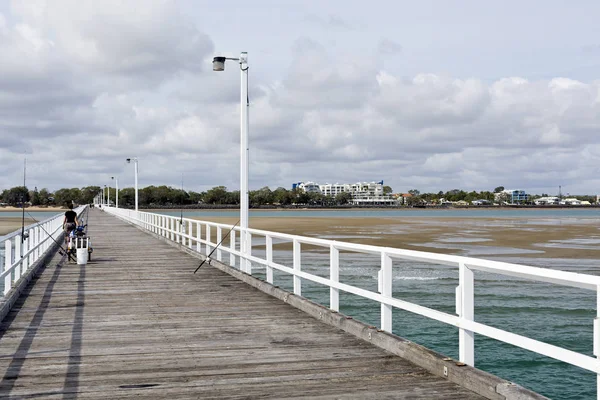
[112,176,119,208]
[105,185,109,207]
[213,52,249,272]
[126,158,139,212]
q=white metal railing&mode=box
[0,206,86,296]
[105,207,600,397]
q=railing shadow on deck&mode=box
[0,253,84,398]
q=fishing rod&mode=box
[24,209,83,263]
[20,155,26,244]
[179,173,184,227]
[194,220,240,273]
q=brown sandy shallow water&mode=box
[186,216,600,259]
[0,218,35,236]
[3,214,599,259]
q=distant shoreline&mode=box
[0,206,65,212]
[140,204,600,211]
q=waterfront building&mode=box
[292,180,397,205]
[534,196,559,205]
[495,189,529,204]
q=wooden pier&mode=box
[0,209,539,399]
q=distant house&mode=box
[472,199,491,206]
[454,200,469,206]
[393,193,413,205]
[534,196,560,205]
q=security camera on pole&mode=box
[213,52,250,273]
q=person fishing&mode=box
[63,204,79,244]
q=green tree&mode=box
[204,186,227,204]
[250,186,273,206]
[383,185,393,195]
[188,191,203,204]
[38,188,51,206]
[80,186,101,204]
[53,188,81,207]
[494,186,505,193]
[335,192,353,205]
[30,187,41,206]
[3,186,30,206]
[272,187,292,205]
[408,189,420,197]
[119,188,135,207]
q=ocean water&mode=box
[246,249,597,400]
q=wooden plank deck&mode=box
[0,209,486,399]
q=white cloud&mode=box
[1,1,600,196]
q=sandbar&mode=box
[186,216,600,259]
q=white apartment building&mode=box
[293,180,396,205]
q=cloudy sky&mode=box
[1,0,600,195]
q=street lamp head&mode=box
[126,158,131,163]
[212,56,226,71]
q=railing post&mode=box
[330,244,339,312]
[206,226,211,256]
[34,227,40,260]
[4,240,12,295]
[266,235,273,284]
[458,262,475,366]
[14,236,21,282]
[293,239,301,296]
[380,252,392,332]
[27,229,33,268]
[230,230,236,267]
[196,222,201,253]
[216,227,222,261]
[188,221,193,249]
[23,232,29,272]
[595,285,600,400]
[170,219,174,241]
[246,232,252,275]
[176,220,180,244]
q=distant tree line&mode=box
[2,184,597,209]
[0,186,101,207]
[0,185,356,209]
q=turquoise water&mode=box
[246,250,596,400]
[0,211,61,220]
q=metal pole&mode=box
[107,185,110,207]
[240,52,249,272]
[116,178,119,208]
[134,159,139,212]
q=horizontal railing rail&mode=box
[104,206,600,396]
[1,206,86,296]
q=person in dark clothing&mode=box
[63,205,78,244]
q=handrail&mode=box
[1,206,86,296]
[104,207,600,397]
